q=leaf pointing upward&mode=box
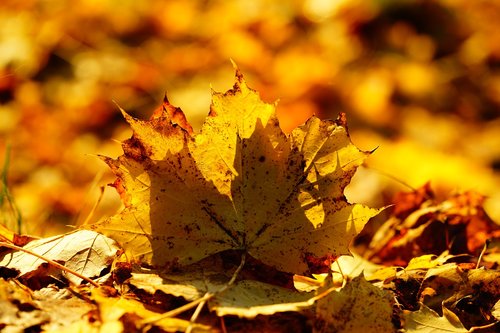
[89,69,379,274]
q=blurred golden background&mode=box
[1,0,499,236]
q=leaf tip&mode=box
[113,101,135,125]
[98,154,118,168]
[230,60,246,91]
[229,58,239,74]
[162,93,170,106]
[157,93,193,133]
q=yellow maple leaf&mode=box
[88,69,379,274]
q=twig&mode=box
[0,241,99,287]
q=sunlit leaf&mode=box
[90,70,378,274]
[210,280,313,318]
[0,230,119,285]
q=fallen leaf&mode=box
[406,252,464,271]
[314,275,399,333]
[1,276,105,332]
[421,265,500,328]
[90,70,378,274]
[405,254,441,271]
[0,229,119,285]
[421,264,500,303]
[403,304,469,333]
[333,252,383,277]
[391,182,433,219]
[0,278,47,332]
[293,253,383,292]
[129,269,226,302]
[366,266,400,282]
[492,300,500,320]
[209,280,313,318]
[128,258,314,319]
[32,285,95,332]
[365,185,500,266]
[0,223,36,247]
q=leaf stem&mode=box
[308,286,337,304]
[0,241,99,287]
[223,251,246,290]
[475,239,490,269]
[335,260,347,288]
[186,297,207,333]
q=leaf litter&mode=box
[0,71,499,332]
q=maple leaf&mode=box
[89,69,379,274]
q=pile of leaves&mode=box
[1,72,499,332]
